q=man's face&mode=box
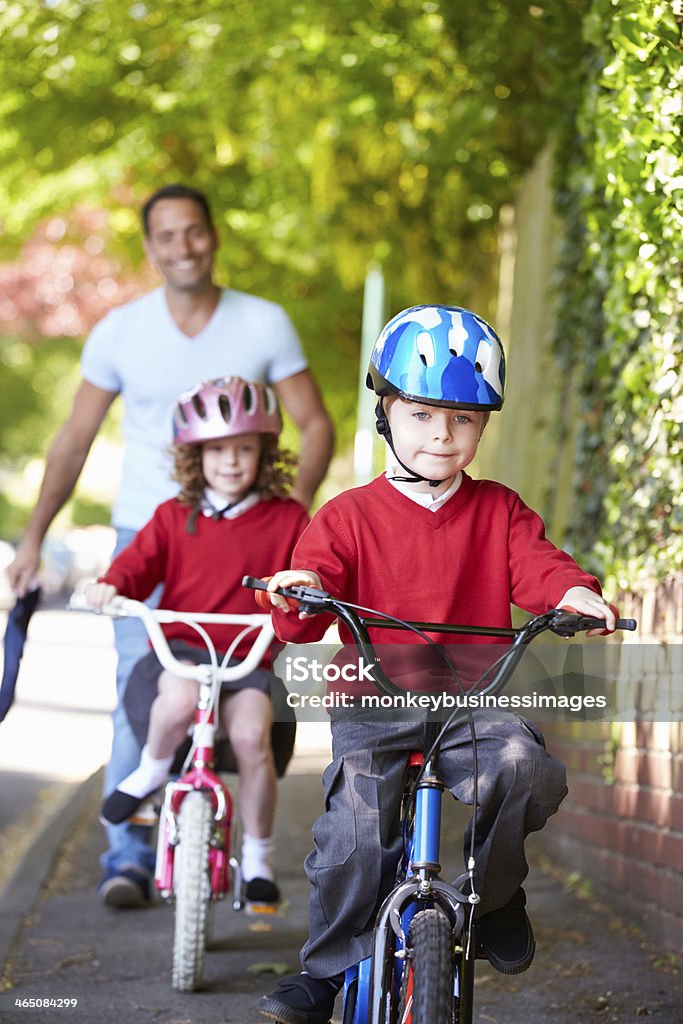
[143,198,218,294]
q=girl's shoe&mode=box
[245,876,281,914]
[100,788,157,825]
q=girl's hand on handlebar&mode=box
[267,569,322,616]
[558,586,617,636]
[84,581,119,611]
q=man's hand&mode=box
[84,581,119,611]
[558,586,617,636]
[266,569,322,615]
[6,540,42,598]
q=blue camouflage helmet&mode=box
[366,304,505,411]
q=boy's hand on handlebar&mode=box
[84,581,119,611]
[267,570,322,617]
[558,586,617,636]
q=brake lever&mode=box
[549,610,583,637]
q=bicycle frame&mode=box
[154,668,235,903]
[345,742,474,1024]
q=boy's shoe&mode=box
[97,867,151,909]
[100,788,156,825]
[258,971,343,1024]
[245,876,281,912]
[478,887,535,974]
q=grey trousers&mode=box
[300,711,568,977]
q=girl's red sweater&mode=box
[102,496,309,663]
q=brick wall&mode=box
[540,573,683,953]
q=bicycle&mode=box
[242,575,636,1024]
[71,592,287,993]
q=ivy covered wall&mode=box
[548,1,682,591]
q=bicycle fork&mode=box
[348,753,474,1023]
[154,695,234,902]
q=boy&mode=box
[258,306,616,1024]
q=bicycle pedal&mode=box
[245,900,281,917]
[129,796,160,827]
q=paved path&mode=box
[0,608,116,894]
[1,766,682,1024]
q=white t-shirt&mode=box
[81,287,307,529]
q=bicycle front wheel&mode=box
[398,907,454,1024]
[172,791,213,991]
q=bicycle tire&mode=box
[172,791,213,991]
[397,907,454,1024]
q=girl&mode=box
[86,377,309,905]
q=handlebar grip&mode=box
[576,616,638,631]
[241,574,305,612]
[243,575,269,592]
[67,591,92,612]
[68,591,127,615]
[242,575,278,610]
[553,609,638,635]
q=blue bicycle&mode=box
[243,576,636,1024]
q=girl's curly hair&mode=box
[171,436,297,508]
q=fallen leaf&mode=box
[247,962,291,977]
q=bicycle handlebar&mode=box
[68,591,275,684]
[241,575,637,700]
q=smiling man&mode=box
[7,183,334,908]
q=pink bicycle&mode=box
[75,594,285,991]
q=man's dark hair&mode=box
[141,184,214,235]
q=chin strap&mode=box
[209,502,236,520]
[374,399,446,489]
[186,497,240,534]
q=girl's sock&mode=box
[241,833,275,882]
[117,746,174,798]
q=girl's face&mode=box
[201,433,261,503]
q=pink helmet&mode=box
[172,377,282,444]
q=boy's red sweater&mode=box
[273,473,600,657]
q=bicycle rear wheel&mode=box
[397,906,454,1024]
[172,791,213,991]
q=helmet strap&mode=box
[186,496,240,534]
[210,504,234,520]
[374,399,447,489]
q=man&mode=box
[8,183,334,907]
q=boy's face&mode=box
[386,397,486,491]
[201,434,261,503]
